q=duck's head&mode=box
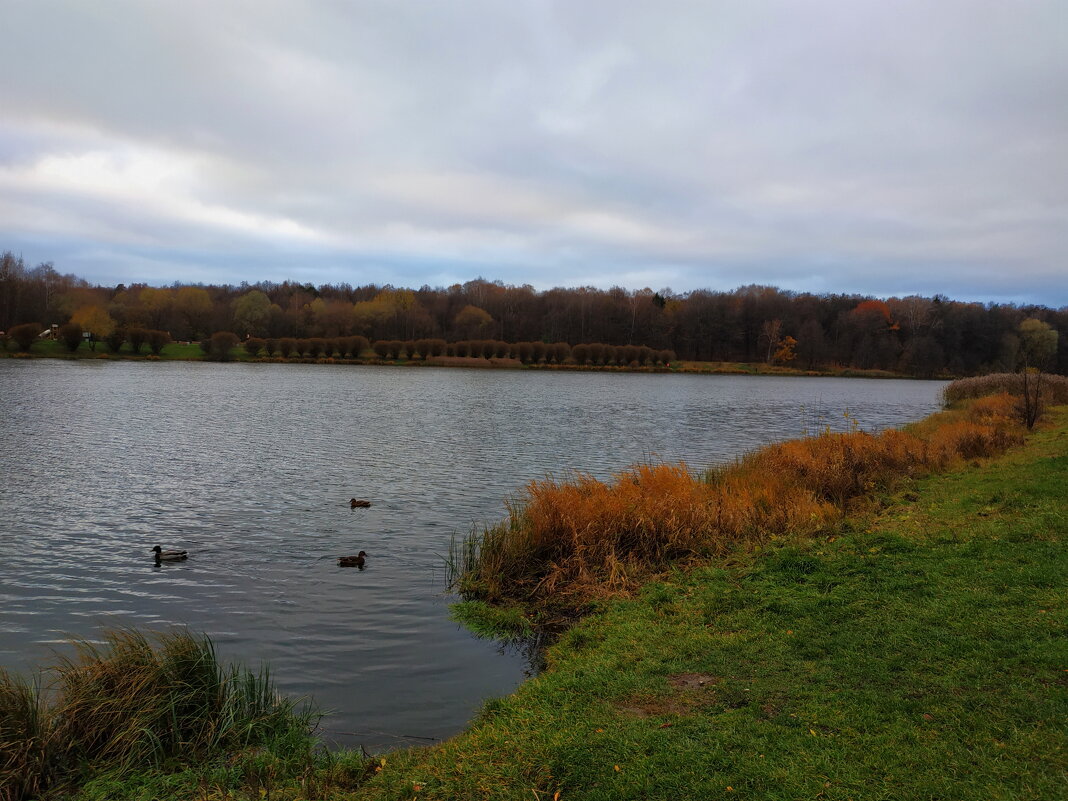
[151,546,162,554]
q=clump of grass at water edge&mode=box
[0,628,371,801]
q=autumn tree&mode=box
[1017,318,1058,429]
[759,319,783,364]
[453,305,493,339]
[773,335,798,364]
[69,305,115,351]
[138,287,173,329]
[174,286,213,339]
[1018,318,1057,369]
[232,290,272,337]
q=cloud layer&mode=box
[1,0,1065,303]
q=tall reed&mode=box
[942,372,1068,405]
[0,629,315,801]
[1,670,50,801]
[451,394,1026,609]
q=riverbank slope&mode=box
[357,407,1067,800]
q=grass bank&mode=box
[362,406,1067,800]
[450,393,1025,621]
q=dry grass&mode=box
[452,394,1026,610]
[0,629,313,801]
[942,372,1068,405]
[0,670,49,801]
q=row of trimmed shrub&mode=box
[450,391,1026,610]
[233,336,676,366]
[3,323,173,355]
[5,323,678,367]
[237,335,372,360]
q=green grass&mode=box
[352,408,1068,800]
[2,339,206,360]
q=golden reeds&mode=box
[452,393,1028,608]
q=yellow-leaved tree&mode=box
[70,305,115,351]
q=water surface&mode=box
[0,361,945,749]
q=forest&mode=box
[1,250,1065,376]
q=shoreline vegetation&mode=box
[2,337,925,380]
[3,305,1061,382]
[3,381,1066,799]
[3,255,1067,379]
[446,380,1065,623]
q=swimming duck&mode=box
[338,551,367,567]
[152,546,188,562]
[350,499,371,508]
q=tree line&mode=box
[1,250,1064,376]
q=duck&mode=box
[338,551,367,567]
[152,546,188,562]
[350,498,371,508]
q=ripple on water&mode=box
[0,362,946,749]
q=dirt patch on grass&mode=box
[668,672,720,689]
[616,696,696,718]
[616,674,723,718]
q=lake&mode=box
[0,360,946,750]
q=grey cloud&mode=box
[0,0,1065,304]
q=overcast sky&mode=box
[1,1,1065,304]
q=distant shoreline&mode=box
[1,345,940,380]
